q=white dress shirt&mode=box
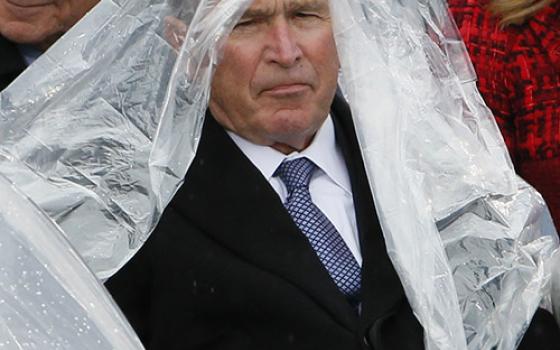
[227,116,362,266]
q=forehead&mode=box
[242,0,330,14]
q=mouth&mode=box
[261,83,311,97]
[5,0,54,7]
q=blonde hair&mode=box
[489,0,555,26]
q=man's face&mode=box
[0,0,99,49]
[209,0,339,154]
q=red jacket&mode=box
[449,0,560,229]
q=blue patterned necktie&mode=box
[274,157,361,306]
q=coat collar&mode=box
[0,36,26,90]
[0,36,26,76]
[172,96,406,332]
[329,95,407,334]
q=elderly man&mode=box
[0,0,99,90]
[105,0,560,349]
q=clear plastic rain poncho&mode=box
[0,0,558,349]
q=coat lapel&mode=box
[329,96,407,333]
[0,36,26,90]
[172,111,359,331]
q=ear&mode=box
[164,16,188,52]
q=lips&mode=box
[259,79,313,95]
[263,83,310,95]
[5,0,54,7]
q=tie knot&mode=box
[274,157,317,194]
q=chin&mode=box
[264,110,325,143]
[1,20,55,45]
[273,105,323,122]
[272,113,313,131]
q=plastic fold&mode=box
[0,175,142,349]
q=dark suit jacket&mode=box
[0,36,25,91]
[106,96,560,349]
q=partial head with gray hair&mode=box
[0,0,99,50]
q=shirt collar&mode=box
[17,44,42,66]
[227,115,352,194]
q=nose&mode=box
[265,19,303,67]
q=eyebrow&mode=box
[286,0,329,13]
[240,0,329,19]
[240,5,275,20]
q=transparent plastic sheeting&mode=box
[0,0,253,279]
[332,1,559,349]
[0,175,143,349]
[0,0,557,350]
[552,251,560,326]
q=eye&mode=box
[233,16,268,31]
[234,19,255,28]
[295,12,316,18]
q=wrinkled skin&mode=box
[209,0,340,154]
[0,0,99,50]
